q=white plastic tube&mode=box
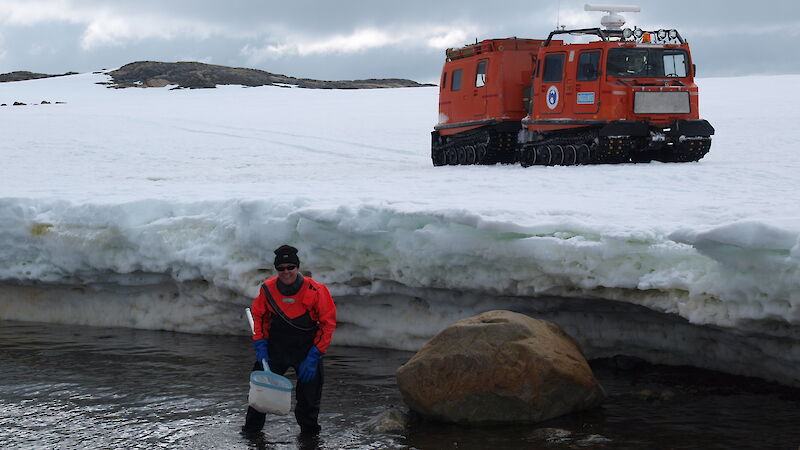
[245,308,255,335]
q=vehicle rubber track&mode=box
[654,138,712,162]
[518,135,711,166]
[432,128,517,166]
[433,128,711,167]
[517,129,600,166]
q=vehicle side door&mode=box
[540,52,566,114]
[472,59,489,116]
[574,50,601,114]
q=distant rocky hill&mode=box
[0,71,78,82]
[104,61,434,89]
[0,61,434,90]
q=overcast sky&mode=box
[1,0,798,82]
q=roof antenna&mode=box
[584,4,640,30]
[556,0,562,29]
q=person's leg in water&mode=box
[294,360,324,435]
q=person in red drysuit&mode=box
[242,244,336,436]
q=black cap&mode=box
[274,244,300,267]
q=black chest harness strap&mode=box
[261,283,315,332]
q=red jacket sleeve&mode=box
[251,285,271,341]
[310,281,336,353]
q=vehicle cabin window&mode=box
[441,72,447,89]
[475,60,487,87]
[542,54,565,82]
[451,69,463,91]
[663,50,688,77]
[607,48,689,77]
[607,48,648,77]
[577,51,600,81]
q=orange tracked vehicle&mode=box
[431,4,714,166]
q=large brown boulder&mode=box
[396,310,605,423]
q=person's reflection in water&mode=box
[240,428,322,449]
[297,432,323,450]
[240,429,268,450]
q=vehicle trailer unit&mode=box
[431,5,714,167]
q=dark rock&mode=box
[577,434,613,446]
[637,389,657,401]
[531,428,573,443]
[361,407,409,433]
[107,61,434,90]
[41,101,50,104]
[0,71,51,82]
[0,71,77,82]
[12,102,26,106]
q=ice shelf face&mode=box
[2,198,797,329]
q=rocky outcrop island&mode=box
[105,61,434,89]
[0,61,434,90]
[0,71,77,82]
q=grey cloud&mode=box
[0,0,798,79]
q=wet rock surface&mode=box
[396,310,606,423]
[105,61,434,89]
[362,407,409,433]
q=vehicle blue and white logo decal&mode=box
[546,86,559,110]
[577,92,595,105]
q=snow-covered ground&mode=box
[1,72,798,385]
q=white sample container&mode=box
[248,362,292,415]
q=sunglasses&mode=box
[276,265,297,272]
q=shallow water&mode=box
[1,320,798,450]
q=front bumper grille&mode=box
[633,91,690,114]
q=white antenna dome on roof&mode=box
[584,4,641,30]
